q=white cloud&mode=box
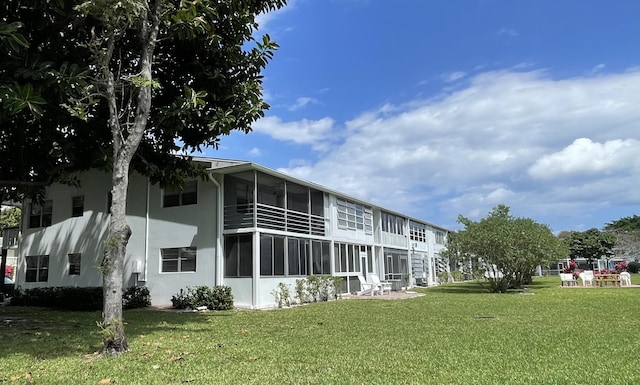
[252,115,336,151]
[528,138,640,180]
[441,71,467,83]
[287,96,319,111]
[267,68,640,230]
[248,147,262,157]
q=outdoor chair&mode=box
[559,273,577,287]
[357,275,378,296]
[370,274,392,295]
[619,272,631,287]
[579,271,594,286]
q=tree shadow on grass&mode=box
[0,306,234,360]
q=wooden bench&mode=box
[594,274,620,287]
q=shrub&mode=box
[451,270,464,282]
[10,286,152,311]
[294,279,306,304]
[613,261,628,273]
[10,287,103,310]
[170,285,234,310]
[271,282,292,308]
[122,286,151,309]
[628,261,640,274]
[171,288,191,309]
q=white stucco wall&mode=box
[14,170,221,308]
[144,179,218,306]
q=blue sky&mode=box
[203,0,640,233]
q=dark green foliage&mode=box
[566,228,616,263]
[10,286,151,310]
[170,285,234,310]
[604,215,640,232]
[122,286,151,309]
[170,288,191,309]
[628,261,640,274]
[451,205,567,293]
[10,287,103,310]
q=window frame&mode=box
[336,198,372,234]
[28,200,53,228]
[68,253,81,275]
[224,234,253,277]
[25,255,49,282]
[160,247,197,273]
[163,180,198,208]
[71,195,84,217]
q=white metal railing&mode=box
[224,203,325,236]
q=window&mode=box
[381,212,405,235]
[224,234,253,277]
[161,247,197,272]
[28,200,53,228]
[287,182,309,213]
[260,234,285,276]
[68,253,81,275]
[311,240,331,275]
[435,230,446,245]
[71,196,84,217]
[333,242,362,273]
[287,238,309,276]
[25,255,49,282]
[410,221,427,243]
[337,199,372,234]
[163,180,198,207]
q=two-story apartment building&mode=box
[14,157,449,308]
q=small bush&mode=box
[271,282,291,308]
[122,286,151,309]
[628,261,640,274]
[170,285,234,310]
[171,288,191,309]
[290,276,343,304]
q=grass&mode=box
[1,276,639,385]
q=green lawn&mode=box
[1,276,638,385]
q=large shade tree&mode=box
[451,205,566,293]
[3,0,286,355]
[565,228,616,268]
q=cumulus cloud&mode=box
[271,68,640,230]
[251,115,336,151]
[528,138,640,180]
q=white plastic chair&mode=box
[560,273,577,286]
[619,272,631,287]
[370,274,392,295]
[357,275,378,296]
[579,271,594,287]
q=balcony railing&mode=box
[224,203,325,236]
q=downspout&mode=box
[142,178,150,282]
[208,173,223,287]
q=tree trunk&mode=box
[101,164,132,354]
[99,0,161,356]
